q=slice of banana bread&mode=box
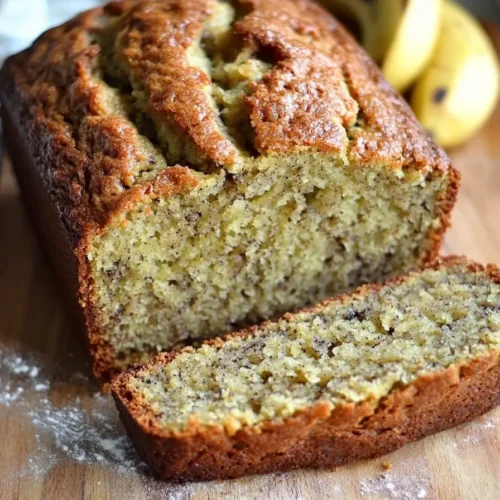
[112,257,500,482]
[0,0,459,380]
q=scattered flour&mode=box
[0,344,144,480]
[448,414,500,449]
[359,456,431,500]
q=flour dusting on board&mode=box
[451,414,500,449]
[359,457,430,499]
[0,344,144,479]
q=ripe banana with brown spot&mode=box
[411,0,500,148]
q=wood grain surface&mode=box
[1,29,500,500]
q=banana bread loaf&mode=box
[0,0,459,380]
[112,257,500,482]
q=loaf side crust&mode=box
[111,257,500,481]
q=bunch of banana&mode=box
[319,0,500,148]
[412,1,500,148]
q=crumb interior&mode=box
[126,265,500,432]
[92,158,445,358]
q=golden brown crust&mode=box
[111,257,500,481]
[0,0,459,381]
[239,0,358,154]
[105,0,240,168]
[0,5,202,233]
[0,0,454,225]
[239,0,453,171]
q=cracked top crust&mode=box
[0,0,452,237]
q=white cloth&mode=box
[0,0,103,64]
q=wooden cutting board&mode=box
[1,28,500,500]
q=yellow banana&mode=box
[382,0,441,92]
[319,0,441,92]
[411,0,500,149]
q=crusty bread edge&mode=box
[111,257,500,481]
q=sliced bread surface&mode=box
[112,257,500,481]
